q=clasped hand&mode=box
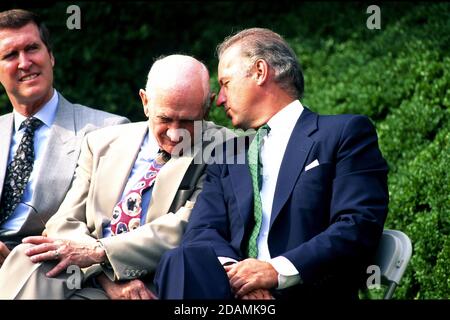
[22,235,105,277]
[224,258,278,299]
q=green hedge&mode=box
[0,2,448,298]
[295,3,450,299]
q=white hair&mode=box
[144,54,210,111]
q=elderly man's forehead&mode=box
[146,55,208,92]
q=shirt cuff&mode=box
[269,256,302,289]
[96,240,112,270]
[218,256,238,266]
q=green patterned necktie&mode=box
[246,124,270,258]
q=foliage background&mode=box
[1,1,449,299]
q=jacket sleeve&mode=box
[181,163,241,261]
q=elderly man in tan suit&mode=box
[0,54,234,299]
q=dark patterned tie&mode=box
[0,117,43,225]
[246,124,270,258]
[110,150,171,235]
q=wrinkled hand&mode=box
[224,258,278,298]
[97,273,157,300]
[0,241,11,267]
[241,288,274,300]
[22,236,105,277]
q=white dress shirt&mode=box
[102,130,160,237]
[1,89,58,232]
[259,99,304,289]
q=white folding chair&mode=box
[370,229,413,299]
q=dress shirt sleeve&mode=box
[269,256,302,289]
[218,256,238,266]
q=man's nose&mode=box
[216,88,226,107]
[166,126,183,143]
[18,52,32,70]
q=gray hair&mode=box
[217,28,304,99]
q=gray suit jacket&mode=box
[0,92,129,241]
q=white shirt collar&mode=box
[142,127,161,160]
[13,89,59,132]
[266,99,304,135]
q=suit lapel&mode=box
[269,108,318,228]
[93,123,148,237]
[146,154,193,222]
[229,163,254,228]
[29,95,78,224]
[229,137,254,228]
[14,96,80,235]
[0,114,13,195]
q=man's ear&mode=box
[203,92,216,119]
[209,92,216,109]
[253,59,269,85]
[50,52,55,68]
[139,89,149,117]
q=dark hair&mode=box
[0,9,52,53]
[217,27,304,99]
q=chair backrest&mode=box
[371,229,413,299]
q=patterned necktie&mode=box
[110,150,171,235]
[0,117,43,225]
[246,124,270,258]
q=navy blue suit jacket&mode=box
[182,107,389,297]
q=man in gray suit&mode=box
[0,9,129,266]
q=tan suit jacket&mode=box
[0,120,234,298]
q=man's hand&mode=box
[240,288,274,300]
[22,236,106,277]
[97,273,157,300]
[0,241,11,267]
[224,258,278,298]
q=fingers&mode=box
[240,290,259,300]
[225,267,237,280]
[127,280,157,300]
[260,289,274,300]
[241,289,274,300]
[236,281,257,298]
[46,260,69,278]
[138,288,152,300]
[223,264,235,272]
[0,241,10,266]
[25,242,58,258]
[22,235,52,245]
[137,286,158,300]
[229,275,246,293]
[129,288,141,300]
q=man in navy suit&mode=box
[154,28,389,299]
